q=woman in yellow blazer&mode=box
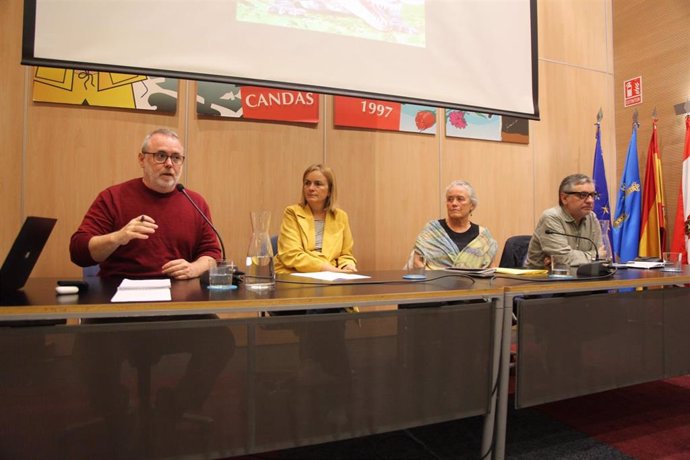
[274,164,357,274]
[274,165,355,422]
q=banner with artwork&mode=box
[333,96,437,134]
[197,83,319,123]
[32,67,178,112]
[446,110,528,144]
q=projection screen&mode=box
[22,0,539,119]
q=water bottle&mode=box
[245,211,275,290]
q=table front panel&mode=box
[516,290,666,408]
[0,301,493,459]
[663,286,690,376]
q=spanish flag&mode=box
[639,119,666,257]
[670,115,690,263]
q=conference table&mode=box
[0,271,506,460]
[494,265,690,459]
[2,268,688,460]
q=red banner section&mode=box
[334,96,402,130]
[241,86,319,123]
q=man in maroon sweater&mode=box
[70,127,220,278]
[69,129,233,443]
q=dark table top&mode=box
[2,266,687,321]
[0,270,504,321]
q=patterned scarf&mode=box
[413,220,497,269]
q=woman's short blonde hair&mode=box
[300,164,338,211]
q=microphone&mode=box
[544,228,611,277]
[176,183,226,260]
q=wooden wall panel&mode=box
[326,98,440,270]
[538,0,611,71]
[0,0,24,257]
[532,61,616,225]
[613,0,690,248]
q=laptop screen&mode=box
[0,216,57,292]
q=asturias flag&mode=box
[612,123,641,262]
[592,124,612,253]
[639,119,666,257]
[670,115,690,263]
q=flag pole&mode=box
[670,108,690,263]
[639,109,666,257]
[592,108,612,259]
[612,113,642,263]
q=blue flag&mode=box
[592,124,612,252]
[612,123,642,262]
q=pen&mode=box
[140,215,145,222]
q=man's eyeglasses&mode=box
[564,191,599,200]
[142,151,185,165]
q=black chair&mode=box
[270,235,278,256]
[499,235,532,331]
[498,235,532,268]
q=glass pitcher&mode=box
[598,219,614,263]
[245,211,275,290]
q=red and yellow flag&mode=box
[639,119,666,257]
[670,116,690,263]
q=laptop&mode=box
[0,216,57,292]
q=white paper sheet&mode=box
[445,267,497,276]
[118,278,172,289]
[111,288,172,302]
[625,261,664,269]
[290,272,370,281]
[111,278,172,302]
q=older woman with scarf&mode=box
[410,180,497,270]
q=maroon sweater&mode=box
[70,179,221,278]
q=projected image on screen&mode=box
[237,0,426,47]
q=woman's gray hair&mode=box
[445,180,478,207]
[558,173,594,205]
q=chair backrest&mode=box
[270,235,278,256]
[498,235,532,268]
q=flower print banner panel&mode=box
[334,96,437,135]
[446,110,529,144]
[196,82,319,123]
[32,67,178,112]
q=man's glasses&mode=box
[142,151,185,165]
[564,191,599,200]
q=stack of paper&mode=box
[494,267,549,276]
[111,278,172,302]
[444,267,497,277]
[625,261,664,269]
[290,272,370,281]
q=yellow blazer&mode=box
[274,204,357,274]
